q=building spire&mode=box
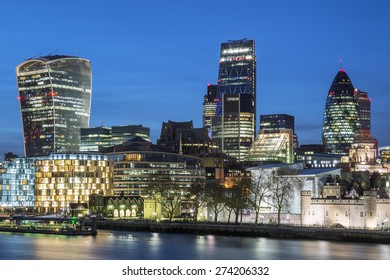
[339,58,343,71]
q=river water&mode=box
[1,229,390,260]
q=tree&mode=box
[148,173,184,222]
[269,168,302,225]
[204,181,225,223]
[224,180,250,224]
[185,179,206,222]
[247,171,273,224]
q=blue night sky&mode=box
[1,0,390,157]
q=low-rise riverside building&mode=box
[301,185,390,229]
[89,193,144,218]
[0,157,35,209]
[34,154,113,214]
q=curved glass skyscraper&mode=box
[16,55,92,157]
[322,69,361,154]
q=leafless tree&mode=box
[224,180,250,224]
[247,171,273,224]
[185,179,206,222]
[205,181,225,223]
[270,168,302,225]
[148,173,184,222]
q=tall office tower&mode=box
[16,55,92,157]
[202,84,218,132]
[111,125,150,145]
[355,89,371,133]
[80,126,112,152]
[322,69,361,154]
[212,39,256,161]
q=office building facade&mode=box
[260,114,295,131]
[16,55,92,157]
[355,90,371,132]
[245,128,294,164]
[108,152,205,196]
[34,154,113,213]
[0,158,35,208]
[212,39,256,161]
[322,69,361,154]
[112,125,150,144]
[202,84,218,133]
[260,113,298,150]
[80,126,112,152]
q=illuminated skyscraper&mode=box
[202,84,218,132]
[16,55,92,157]
[322,69,361,154]
[212,39,256,161]
[355,89,371,132]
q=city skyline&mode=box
[1,1,390,157]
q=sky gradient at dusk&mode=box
[1,0,390,157]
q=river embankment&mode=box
[92,220,390,244]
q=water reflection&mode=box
[0,230,390,260]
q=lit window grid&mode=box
[111,153,205,196]
[34,154,113,213]
[0,158,35,207]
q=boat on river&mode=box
[0,215,97,236]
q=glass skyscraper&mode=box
[16,55,92,157]
[202,84,218,133]
[212,39,256,161]
[355,89,371,132]
[322,69,361,154]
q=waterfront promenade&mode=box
[92,220,390,244]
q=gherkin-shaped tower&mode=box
[322,69,361,154]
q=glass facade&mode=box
[80,126,112,152]
[34,154,113,213]
[16,55,92,157]
[245,129,294,163]
[111,125,150,144]
[355,90,371,132]
[0,158,35,208]
[322,70,361,154]
[212,40,256,161]
[202,84,218,133]
[109,152,205,196]
[260,114,295,132]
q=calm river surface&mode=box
[1,229,390,260]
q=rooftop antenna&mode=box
[339,58,343,70]
[48,49,58,56]
[25,53,42,61]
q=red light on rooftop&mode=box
[17,96,22,100]
[329,91,334,95]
